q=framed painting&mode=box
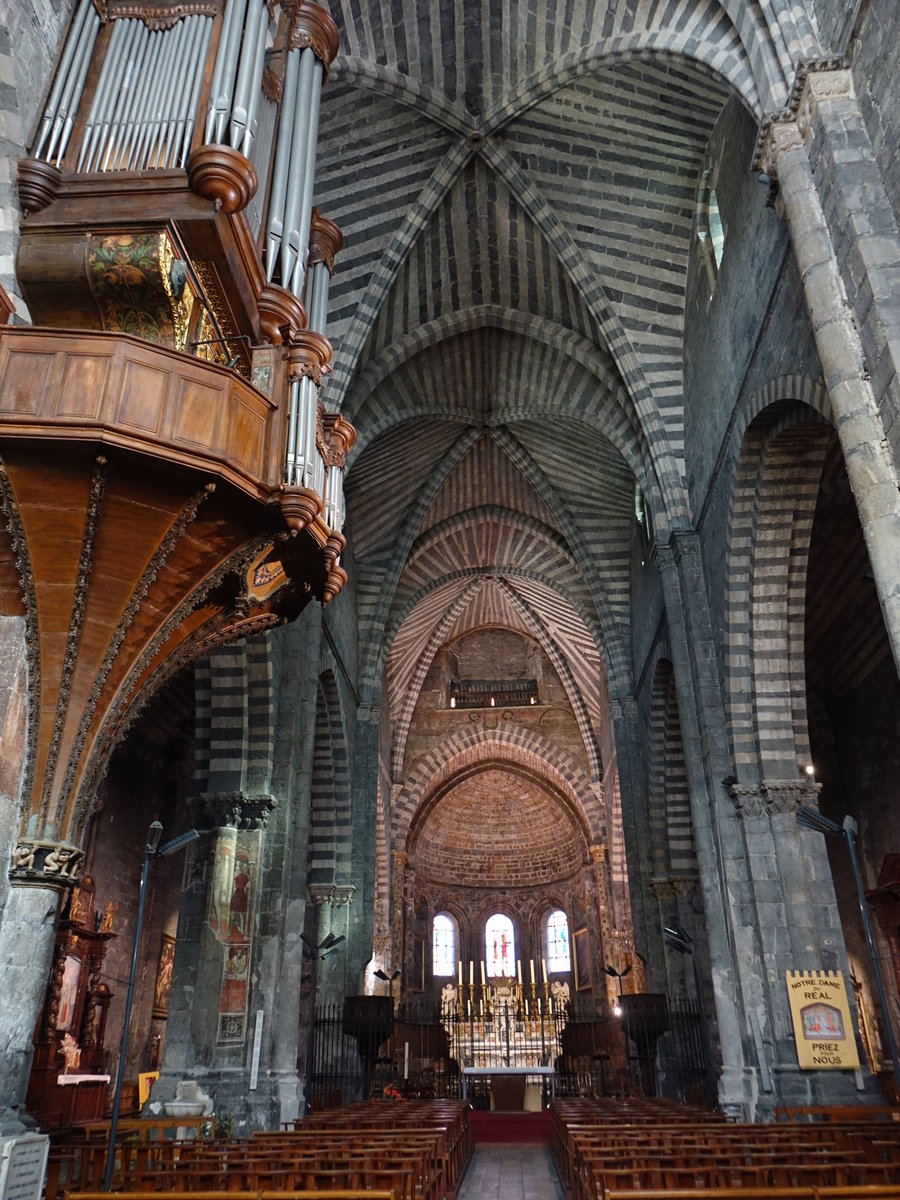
[573,927,591,991]
[152,934,175,1019]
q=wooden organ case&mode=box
[26,877,116,1127]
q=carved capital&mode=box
[188,791,274,830]
[331,884,355,907]
[728,777,820,818]
[308,211,343,274]
[187,144,257,214]
[10,839,85,887]
[651,874,698,901]
[392,850,410,872]
[796,68,855,141]
[756,119,805,181]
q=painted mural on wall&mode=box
[205,834,258,1044]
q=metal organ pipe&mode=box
[280,47,317,291]
[290,61,322,296]
[43,2,100,164]
[34,0,95,159]
[176,17,213,168]
[265,46,301,278]
[102,22,151,171]
[230,0,268,155]
[207,0,249,145]
[79,17,131,171]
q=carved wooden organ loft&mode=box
[1,0,354,869]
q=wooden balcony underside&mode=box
[0,327,325,843]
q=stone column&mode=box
[759,71,900,676]
[268,610,322,1124]
[728,778,874,1108]
[345,703,381,993]
[588,844,614,1003]
[390,849,408,1006]
[655,535,751,1112]
[0,839,84,1131]
[609,696,665,990]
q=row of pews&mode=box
[55,1100,471,1200]
[550,1097,900,1200]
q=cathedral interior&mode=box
[1,0,900,1136]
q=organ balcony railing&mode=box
[2,0,355,861]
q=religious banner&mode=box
[785,969,860,1069]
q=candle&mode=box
[542,958,547,983]
[467,999,471,1016]
[458,961,462,986]
[481,961,485,986]
[469,960,474,986]
[530,959,535,984]
[525,999,529,1017]
[517,959,522,986]
[404,1041,409,1080]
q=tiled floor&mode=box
[455,1145,566,1199]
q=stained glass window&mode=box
[546,909,570,973]
[485,913,515,977]
[433,913,455,976]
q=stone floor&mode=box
[455,1145,565,1199]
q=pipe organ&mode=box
[2,0,354,848]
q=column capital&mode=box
[754,63,854,178]
[188,791,275,830]
[651,874,699,901]
[727,777,820,818]
[391,849,409,871]
[9,839,84,888]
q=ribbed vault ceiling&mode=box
[316,0,802,788]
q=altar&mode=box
[461,1064,556,1107]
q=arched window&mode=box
[485,913,515,977]
[432,913,455,977]
[546,909,570,974]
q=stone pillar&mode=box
[588,844,614,1004]
[307,884,355,1006]
[609,696,666,991]
[345,703,381,993]
[390,849,408,1006]
[0,839,86,1130]
[655,535,751,1112]
[268,610,322,1123]
[728,778,875,1108]
[759,71,900,677]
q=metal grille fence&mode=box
[305,993,715,1110]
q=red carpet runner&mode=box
[468,1109,551,1144]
